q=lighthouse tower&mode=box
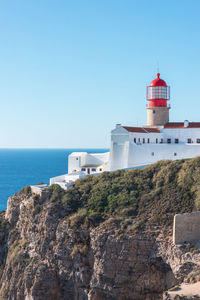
[146,73,170,126]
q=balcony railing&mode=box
[146,103,171,108]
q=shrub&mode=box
[47,184,65,203]
[19,186,31,195]
[28,156,200,231]
[69,208,88,227]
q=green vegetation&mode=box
[168,285,180,291]
[46,157,200,231]
[18,185,31,195]
[187,270,200,283]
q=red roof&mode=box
[164,122,200,128]
[144,127,161,133]
[123,126,160,133]
[150,73,167,87]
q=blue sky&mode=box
[1,0,200,148]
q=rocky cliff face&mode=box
[0,187,199,300]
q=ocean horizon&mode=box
[0,148,109,212]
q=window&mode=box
[174,153,177,156]
[153,110,156,114]
[175,138,179,144]
[187,138,192,143]
[91,168,96,172]
[156,138,158,144]
[81,168,86,171]
[134,138,136,143]
[151,152,154,156]
[147,138,150,143]
[160,138,163,144]
[99,168,102,171]
[76,157,79,160]
[143,138,145,143]
[167,139,171,144]
[197,139,200,143]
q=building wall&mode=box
[162,128,200,143]
[109,141,127,170]
[129,132,164,144]
[173,212,200,244]
[50,174,68,185]
[109,127,129,170]
[50,173,86,185]
[129,143,200,167]
[109,141,200,170]
[147,107,169,126]
[68,153,83,173]
[108,126,200,171]
[68,152,109,174]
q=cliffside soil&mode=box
[1,158,200,299]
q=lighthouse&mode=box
[146,73,170,126]
[50,72,200,188]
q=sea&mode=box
[0,148,109,212]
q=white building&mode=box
[50,152,109,189]
[50,73,200,188]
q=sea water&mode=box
[0,148,108,211]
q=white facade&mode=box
[109,124,200,171]
[50,171,86,189]
[68,152,109,175]
[49,152,109,189]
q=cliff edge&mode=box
[1,158,200,299]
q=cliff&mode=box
[1,158,200,299]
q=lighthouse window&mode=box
[156,138,158,143]
[167,139,171,144]
[187,138,192,143]
[91,168,96,172]
[160,138,163,144]
[134,138,136,143]
[76,157,79,160]
[197,139,200,143]
[175,138,179,144]
[147,138,150,143]
[174,153,177,156]
[81,168,86,171]
[151,152,154,156]
[143,138,145,143]
[153,110,156,114]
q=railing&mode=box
[146,103,171,108]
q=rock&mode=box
[0,190,199,299]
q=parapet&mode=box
[173,211,200,244]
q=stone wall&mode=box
[147,106,169,126]
[173,212,200,244]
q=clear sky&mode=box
[1,0,200,148]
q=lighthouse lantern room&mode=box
[146,73,170,126]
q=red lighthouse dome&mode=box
[147,73,170,107]
[150,73,167,87]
